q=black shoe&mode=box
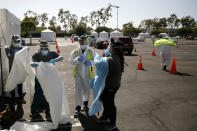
[30,113,44,122]
[104,124,118,131]
[74,106,81,118]
[162,65,166,71]
[96,116,109,123]
[46,113,52,122]
[16,105,24,120]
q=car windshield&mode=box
[119,38,131,42]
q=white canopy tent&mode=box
[91,31,98,38]
[110,30,123,38]
[97,31,109,41]
[41,29,56,42]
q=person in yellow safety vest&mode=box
[87,36,91,46]
[69,35,96,117]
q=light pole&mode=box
[109,4,120,30]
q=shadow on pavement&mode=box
[124,53,138,56]
[51,122,72,131]
[78,113,105,131]
[165,70,193,76]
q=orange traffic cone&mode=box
[72,38,74,43]
[56,41,60,54]
[137,56,144,70]
[170,57,176,74]
[152,48,156,56]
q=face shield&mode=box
[11,35,21,47]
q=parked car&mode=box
[133,36,145,42]
[185,36,194,40]
[103,40,110,49]
[73,35,79,41]
[110,36,134,55]
[95,40,106,49]
[173,36,181,39]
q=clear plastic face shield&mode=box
[79,39,87,50]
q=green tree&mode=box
[167,14,179,29]
[21,20,36,45]
[58,9,73,31]
[180,16,196,28]
[177,27,193,37]
[70,14,78,30]
[73,25,87,36]
[49,16,57,27]
[159,18,167,29]
[95,26,113,33]
[79,16,89,27]
[40,13,48,28]
[24,10,40,26]
[89,4,112,28]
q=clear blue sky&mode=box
[1,0,197,29]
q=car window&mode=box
[119,38,131,42]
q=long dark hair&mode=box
[114,48,125,72]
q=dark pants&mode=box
[100,88,117,125]
[31,78,50,115]
[11,83,23,100]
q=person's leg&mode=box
[16,84,24,119]
[104,90,118,130]
[107,91,117,126]
[74,76,83,116]
[31,78,43,115]
[100,89,110,120]
[82,79,90,110]
[9,90,16,111]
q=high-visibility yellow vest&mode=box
[73,48,94,78]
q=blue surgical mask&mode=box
[41,50,48,56]
[13,42,20,47]
[80,45,86,50]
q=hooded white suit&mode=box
[69,46,96,107]
[160,45,172,67]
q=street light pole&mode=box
[109,4,120,30]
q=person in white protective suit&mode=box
[5,35,26,119]
[69,35,96,117]
[31,40,63,122]
[159,40,173,71]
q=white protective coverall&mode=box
[0,47,9,95]
[69,46,96,107]
[5,47,70,130]
[10,63,70,130]
[5,47,31,93]
[160,44,172,67]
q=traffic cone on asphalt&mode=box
[137,56,144,70]
[170,57,176,74]
[152,48,156,56]
[72,38,74,43]
[56,40,60,54]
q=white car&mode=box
[133,36,145,42]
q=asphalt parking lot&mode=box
[21,37,197,131]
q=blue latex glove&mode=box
[77,56,84,62]
[84,60,91,67]
[32,62,39,67]
[104,49,111,57]
[48,59,56,64]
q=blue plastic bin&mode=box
[21,40,25,46]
